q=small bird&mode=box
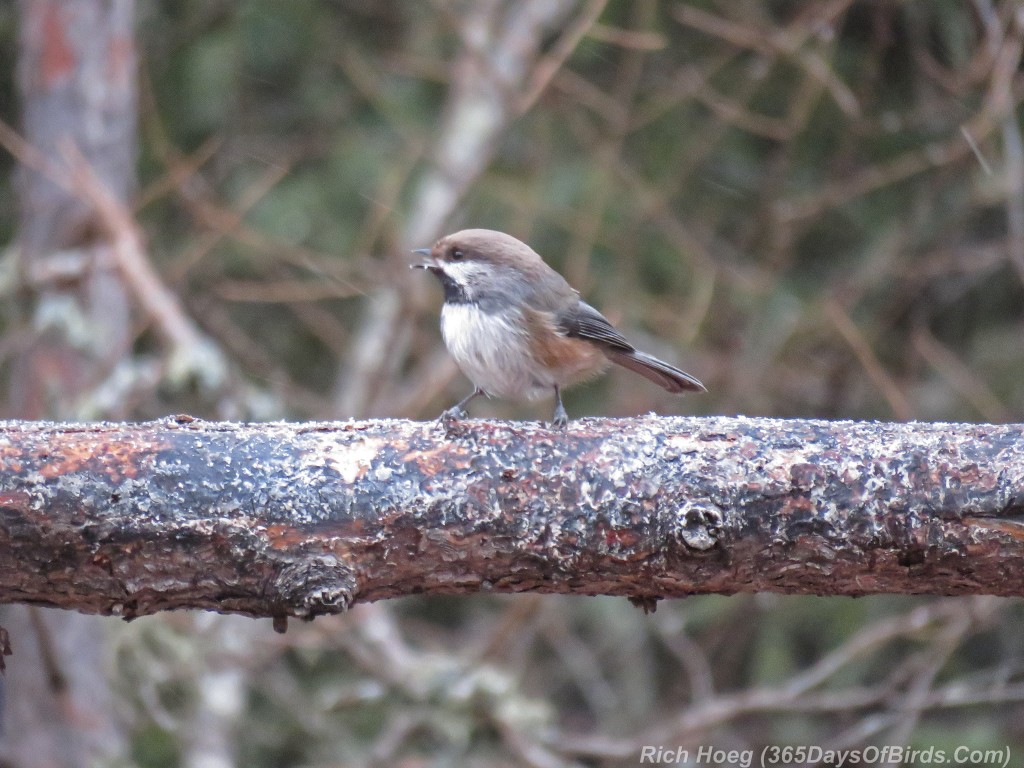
[412,229,705,427]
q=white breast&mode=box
[440,304,553,400]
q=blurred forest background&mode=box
[1,1,1024,766]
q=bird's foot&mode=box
[440,405,468,424]
[551,401,569,430]
[439,406,474,438]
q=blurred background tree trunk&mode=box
[1,1,135,765]
[10,0,134,419]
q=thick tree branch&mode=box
[0,416,1022,624]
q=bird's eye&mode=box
[451,250,465,261]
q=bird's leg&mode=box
[551,385,569,429]
[441,387,485,422]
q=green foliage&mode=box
[131,724,181,768]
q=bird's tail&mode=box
[605,350,706,394]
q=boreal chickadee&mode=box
[412,229,705,427]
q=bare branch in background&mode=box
[62,143,229,392]
[555,599,1006,761]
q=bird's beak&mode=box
[410,247,439,272]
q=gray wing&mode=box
[558,300,635,352]
[559,299,707,393]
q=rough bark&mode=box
[0,415,1022,623]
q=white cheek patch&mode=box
[441,261,489,288]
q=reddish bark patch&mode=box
[40,3,76,87]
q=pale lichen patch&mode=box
[306,436,387,484]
